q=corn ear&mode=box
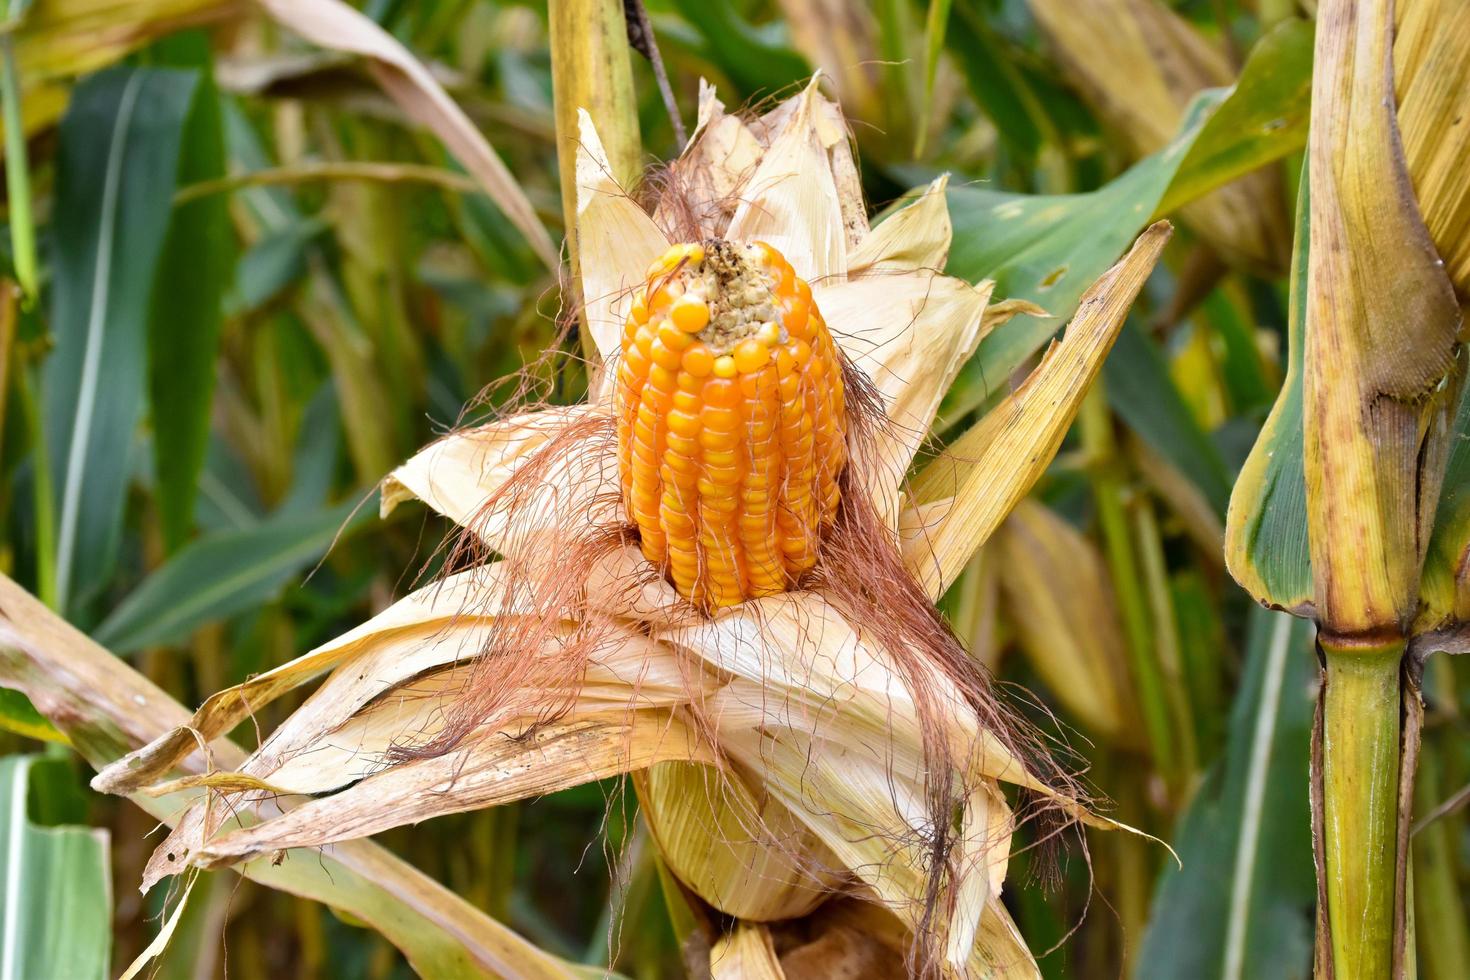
[637,763,843,921]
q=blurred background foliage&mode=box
[0,0,1463,978]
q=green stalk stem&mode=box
[18,362,57,609]
[1079,388,1178,786]
[1320,644,1404,980]
[548,0,641,356]
[1,37,38,305]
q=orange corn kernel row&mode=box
[615,240,847,610]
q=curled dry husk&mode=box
[96,79,1166,977]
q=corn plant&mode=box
[0,1,1463,978]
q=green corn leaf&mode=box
[93,497,369,654]
[1223,161,1311,614]
[0,688,65,745]
[0,755,111,980]
[939,17,1312,425]
[1105,320,1233,517]
[665,0,808,98]
[148,43,235,554]
[1419,371,1470,635]
[1136,608,1317,980]
[43,67,204,616]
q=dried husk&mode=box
[637,762,845,921]
[904,222,1173,597]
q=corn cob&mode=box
[615,240,846,610]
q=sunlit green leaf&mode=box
[0,755,111,980]
[1223,162,1311,614]
[940,18,1312,424]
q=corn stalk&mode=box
[548,0,641,352]
[1295,2,1464,975]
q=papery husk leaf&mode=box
[753,83,867,249]
[256,0,556,269]
[380,406,613,545]
[727,79,848,283]
[1394,0,1470,298]
[995,500,1141,746]
[815,272,994,527]
[94,564,509,796]
[575,111,671,363]
[380,408,681,617]
[0,574,597,980]
[182,711,711,872]
[639,762,844,922]
[807,897,1040,980]
[659,594,1044,794]
[1303,0,1463,636]
[904,222,1172,597]
[139,587,707,887]
[712,921,786,980]
[653,81,763,240]
[847,175,952,277]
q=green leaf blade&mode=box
[148,52,235,553]
[44,67,203,616]
[93,498,368,654]
[0,756,112,980]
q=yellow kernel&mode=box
[701,405,742,431]
[704,379,741,407]
[733,339,770,373]
[657,319,693,351]
[667,411,701,438]
[713,355,738,379]
[682,344,714,377]
[650,340,683,371]
[756,321,783,347]
[671,296,711,333]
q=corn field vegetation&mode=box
[0,0,1465,978]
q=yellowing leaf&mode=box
[905,221,1172,596]
[256,0,556,269]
